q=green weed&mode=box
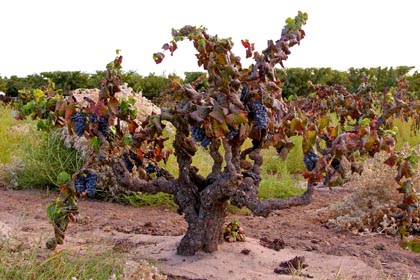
[0,105,34,164]
[15,129,84,189]
[123,192,177,208]
[0,239,123,280]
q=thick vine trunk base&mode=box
[177,201,228,256]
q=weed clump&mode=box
[320,147,420,234]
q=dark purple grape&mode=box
[240,87,249,103]
[129,150,143,166]
[156,169,164,177]
[200,136,211,147]
[98,116,110,136]
[85,172,97,198]
[123,153,134,172]
[71,112,86,137]
[88,114,97,123]
[145,164,156,174]
[75,174,86,194]
[226,129,239,140]
[190,126,212,147]
[304,151,319,171]
[247,99,268,129]
[377,116,384,126]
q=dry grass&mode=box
[319,146,420,234]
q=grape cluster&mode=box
[377,116,385,126]
[71,112,86,137]
[98,116,110,136]
[129,150,143,166]
[145,163,164,177]
[247,100,268,129]
[85,172,97,198]
[303,151,319,171]
[190,126,212,147]
[145,163,156,174]
[226,129,239,140]
[123,153,134,172]
[240,87,249,103]
[75,174,86,194]
[88,114,97,123]
[74,172,97,197]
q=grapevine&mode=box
[14,10,420,255]
[45,173,79,250]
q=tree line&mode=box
[1,66,419,101]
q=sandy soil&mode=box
[0,185,419,280]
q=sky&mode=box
[1,0,419,78]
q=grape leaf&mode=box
[153,52,165,64]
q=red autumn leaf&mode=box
[128,120,139,134]
[114,55,123,67]
[155,147,163,162]
[302,171,311,179]
[384,155,398,167]
[65,103,75,122]
[169,42,178,56]
[403,195,416,206]
[241,39,250,48]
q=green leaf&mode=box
[405,150,419,168]
[401,239,420,253]
[57,171,71,185]
[46,198,60,221]
[358,117,370,127]
[91,137,101,153]
[36,119,48,130]
[285,17,294,24]
[123,133,133,146]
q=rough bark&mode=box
[176,198,229,255]
[175,162,239,255]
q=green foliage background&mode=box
[1,66,419,101]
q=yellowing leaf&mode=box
[34,89,45,103]
[327,126,338,139]
[306,130,317,147]
[318,116,329,130]
[290,118,302,134]
[212,119,228,138]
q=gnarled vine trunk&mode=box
[112,109,316,256]
[176,197,229,255]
